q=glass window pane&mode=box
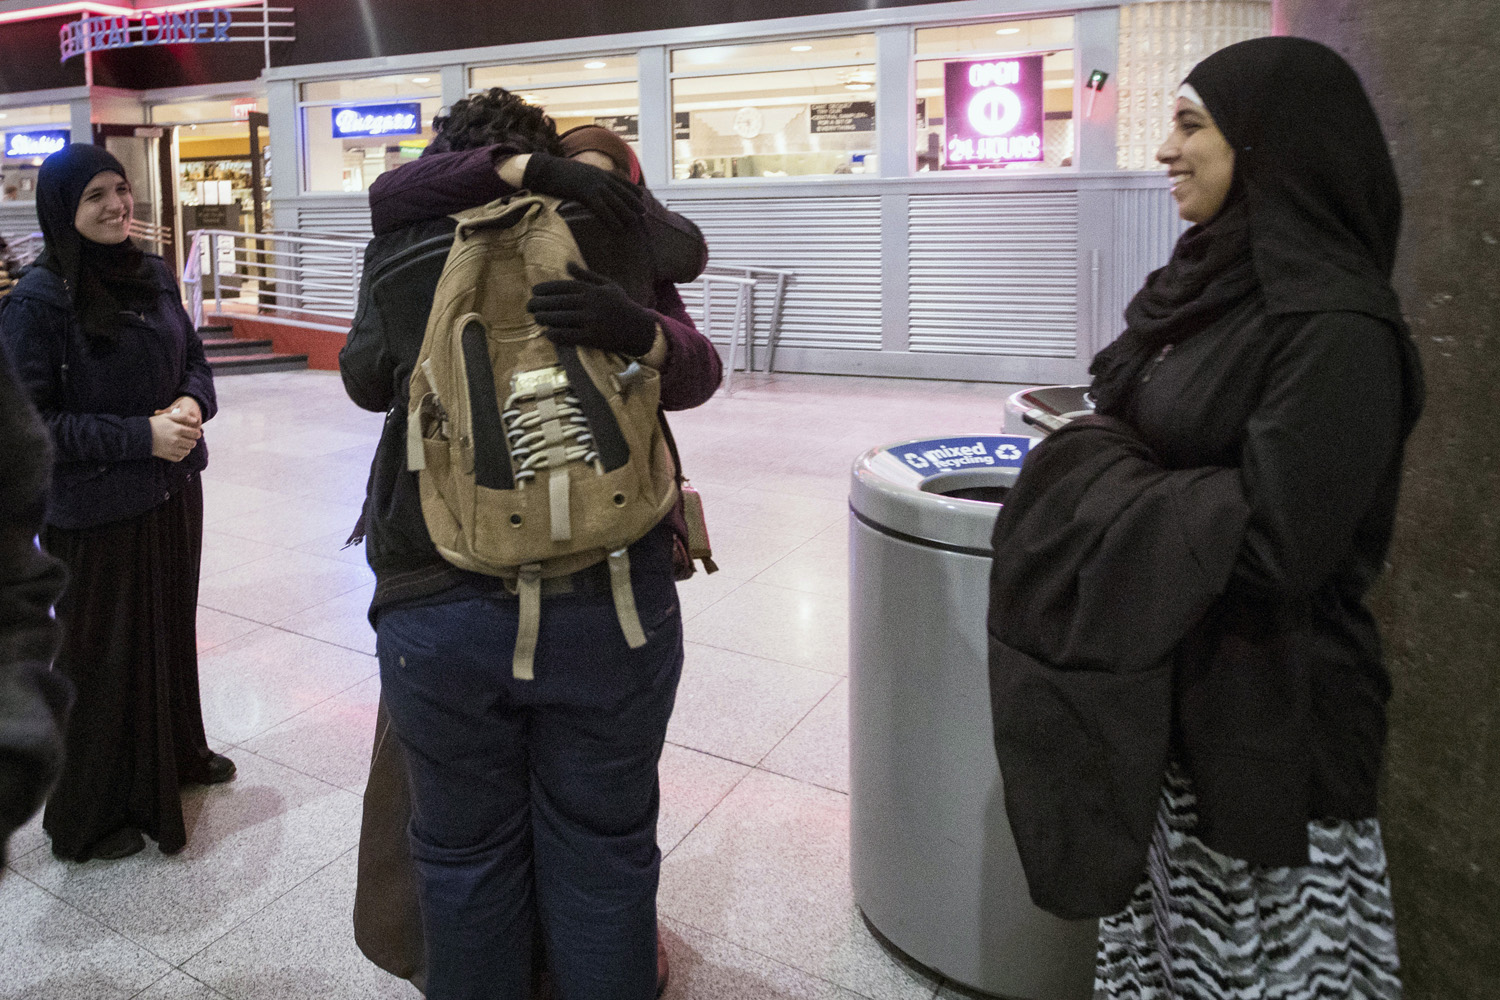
[300,74,441,103]
[916,16,1074,56]
[672,33,876,74]
[470,55,637,91]
[672,64,877,179]
[302,97,441,193]
[915,44,1074,172]
[514,81,642,144]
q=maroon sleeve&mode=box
[368,145,517,235]
[654,282,721,411]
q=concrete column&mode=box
[1271,3,1500,998]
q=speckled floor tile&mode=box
[659,770,940,1000]
[9,753,363,967]
[240,674,382,794]
[133,971,233,999]
[196,627,376,745]
[659,917,886,1000]
[658,744,752,856]
[197,530,285,578]
[666,643,839,766]
[196,607,262,655]
[0,872,171,1000]
[760,680,850,793]
[197,548,372,626]
[182,849,421,1000]
[754,532,849,599]
[273,582,378,656]
[689,582,849,675]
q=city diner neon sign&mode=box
[60,5,293,63]
[331,104,423,139]
[5,130,70,158]
[943,55,1045,167]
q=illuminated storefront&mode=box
[0,0,1270,381]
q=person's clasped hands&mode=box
[527,262,659,357]
[149,395,202,462]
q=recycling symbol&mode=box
[996,444,1024,461]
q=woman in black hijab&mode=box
[1083,38,1420,998]
[0,143,232,862]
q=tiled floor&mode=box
[2,368,1020,1000]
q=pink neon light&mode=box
[0,0,261,27]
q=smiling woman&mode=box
[1156,87,1235,223]
[72,170,133,244]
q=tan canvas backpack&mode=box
[406,192,679,679]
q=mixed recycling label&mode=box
[886,435,1032,476]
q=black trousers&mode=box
[42,475,214,858]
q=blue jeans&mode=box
[376,558,682,1000]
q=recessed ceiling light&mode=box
[995,27,1021,35]
[0,113,8,118]
[790,45,813,52]
[584,60,607,69]
[412,76,431,84]
[845,82,872,91]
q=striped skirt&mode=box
[1094,764,1402,1000]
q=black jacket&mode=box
[0,259,215,529]
[988,415,1249,919]
[991,302,1411,912]
[0,338,72,862]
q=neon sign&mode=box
[331,104,423,139]
[943,55,1045,167]
[5,130,70,158]
[59,6,294,63]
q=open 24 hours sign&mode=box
[943,55,1045,167]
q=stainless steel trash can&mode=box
[848,433,1098,1000]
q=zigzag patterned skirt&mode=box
[1094,764,1402,1000]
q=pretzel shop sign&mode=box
[943,55,1045,167]
[60,5,294,63]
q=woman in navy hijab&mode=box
[1,143,233,862]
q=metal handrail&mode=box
[698,265,794,381]
[184,227,367,333]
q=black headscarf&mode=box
[1091,36,1423,431]
[35,143,159,339]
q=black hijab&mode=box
[35,143,159,339]
[1091,37,1423,432]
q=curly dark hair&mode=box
[425,88,563,157]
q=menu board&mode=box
[592,115,640,142]
[810,101,876,134]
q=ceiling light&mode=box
[584,60,607,69]
[790,45,812,52]
[0,113,7,119]
[412,77,431,84]
[995,27,1021,35]
[845,82,872,91]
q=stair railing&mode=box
[185,227,368,333]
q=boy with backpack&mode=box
[339,90,719,1000]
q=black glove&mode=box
[528,263,659,357]
[521,153,645,229]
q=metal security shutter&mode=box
[666,196,882,352]
[1107,186,1182,344]
[0,202,40,242]
[291,201,374,242]
[908,191,1079,357]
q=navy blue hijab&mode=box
[35,143,158,338]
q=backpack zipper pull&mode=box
[1140,343,1174,383]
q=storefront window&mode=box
[913,17,1075,173]
[1,104,72,203]
[300,75,441,193]
[671,34,877,180]
[470,57,640,148]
